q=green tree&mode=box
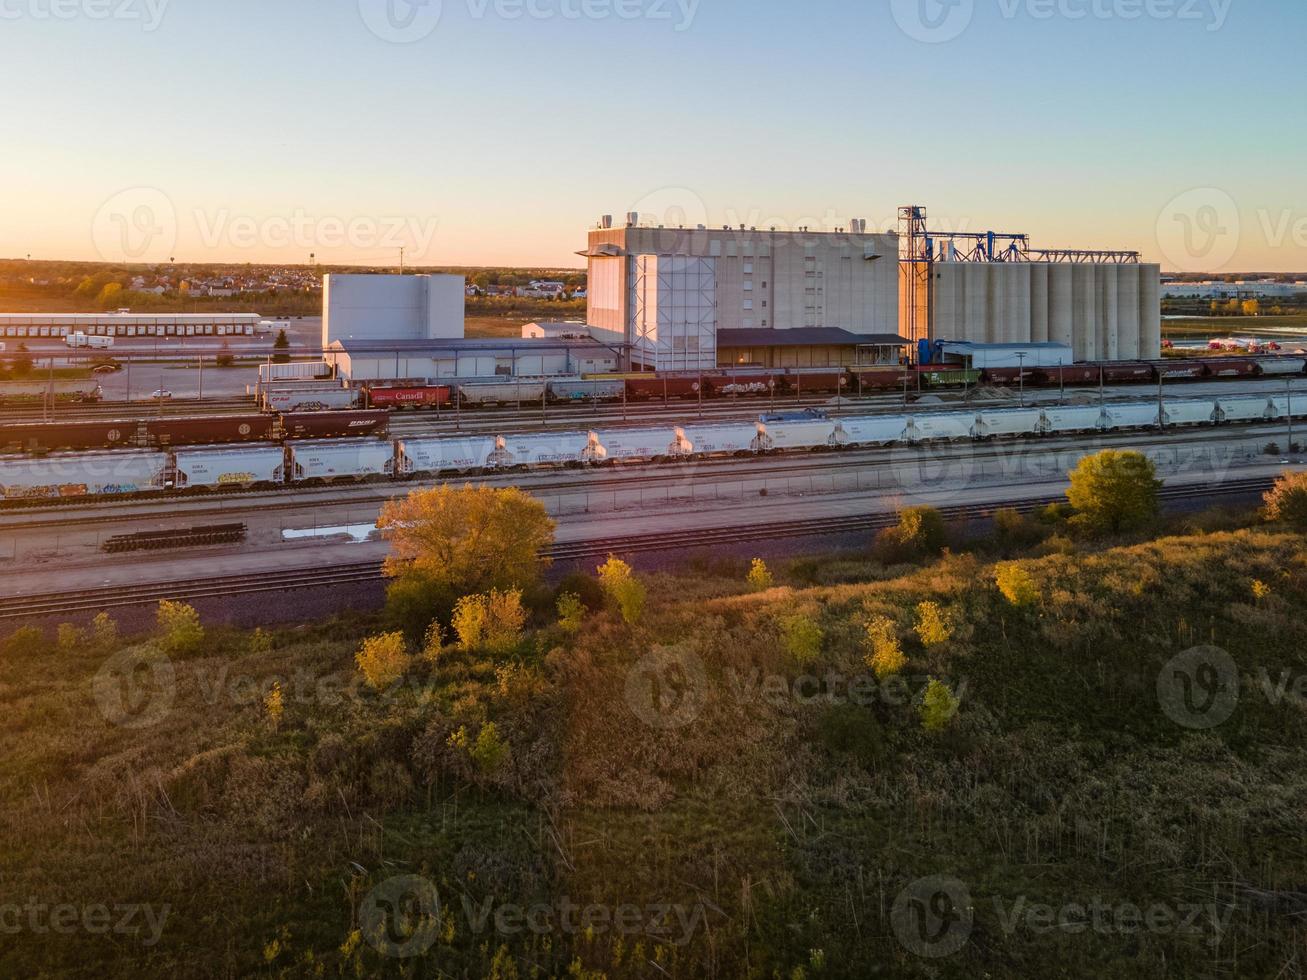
[865,616,906,678]
[780,614,823,667]
[913,601,952,648]
[355,632,410,690]
[597,556,647,626]
[1065,450,1162,533]
[747,558,774,592]
[272,328,291,363]
[380,485,555,631]
[874,505,947,562]
[995,562,1040,608]
[157,600,204,655]
[1265,470,1307,530]
[556,592,586,634]
[920,678,961,733]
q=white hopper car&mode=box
[173,446,286,489]
[0,450,166,499]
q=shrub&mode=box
[556,592,586,634]
[89,612,118,652]
[421,621,445,662]
[816,703,885,766]
[56,622,86,654]
[157,600,204,655]
[452,590,526,653]
[1264,470,1307,531]
[874,506,947,563]
[747,559,774,592]
[1252,579,1272,603]
[920,678,961,733]
[554,572,606,613]
[995,563,1040,608]
[248,628,272,654]
[913,601,952,648]
[355,632,410,690]
[471,722,510,774]
[780,614,823,667]
[865,616,906,678]
[598,557,647,626]
[264,682,284,730]
[1,626,48,659]
[1065,450,1162,533]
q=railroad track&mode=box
[0,477,1275,622]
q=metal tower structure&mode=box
[898,204,1142,347]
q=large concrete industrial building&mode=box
[322,273,464,348]
[583,207,1162,371]
[898,207,1163,360]
[582,215,900,372]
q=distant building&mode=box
[321,273,465,349]
[1162,280,1307,300]
[582,214,897,372]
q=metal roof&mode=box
[332,337,619,355]
[717,328,909,348]
[937,341,1073,352]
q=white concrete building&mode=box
[322,274,464,348]
[0,312,263,340]
[327,338,622,383]
[1161,280,1307,300]
[583,217,898,372]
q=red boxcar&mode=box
[1203,358,1261,378]
[0,420,136,452]
[278,410,390,440]
[1100,362,1155,383]
[368,386,452,410]
[1156,360,1207,380]
[852,368,911,391]
[625,376,703,400]
[145,415,276,446]
[980,367,1038,385]
[1040,366,1101,384]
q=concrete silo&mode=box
[1073,264,1098,361]
[1049,264,1074,349]
[1030,264,1049,343]
[965,263,990,343]
[1140,265,1162,358]
[1116,265,1141,360]
[1009,263,1032,343]
[1099,266,1120,362]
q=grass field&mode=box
[3,503,1307,977]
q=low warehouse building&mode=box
[716,328,908,369]
[327,338,624,383]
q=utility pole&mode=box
[1289,378,1295,459]
[1017,352,1027,408]
[399,247,405,275]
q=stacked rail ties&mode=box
[1,391,1303,502]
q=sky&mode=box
[0,0,1304,272]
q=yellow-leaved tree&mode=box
[379,485,556,633]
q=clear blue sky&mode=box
[2,0,1304,271]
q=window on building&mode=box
[743,299,754,311]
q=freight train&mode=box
[0,410,389,453]
[361,356,1307,410]
[2,392,1302,501]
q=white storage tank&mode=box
[1009,263,1032,344]
[1030,264,1050,343]
[965,264,990,343]
[1099,266,1120,362]
[1117,265,1142,361]
[1049,265,1075,349]
[1140,265,1162,359]
[1072,265,1098,362]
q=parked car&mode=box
[150,389,173,401]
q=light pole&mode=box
[1016,352,1027,408]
